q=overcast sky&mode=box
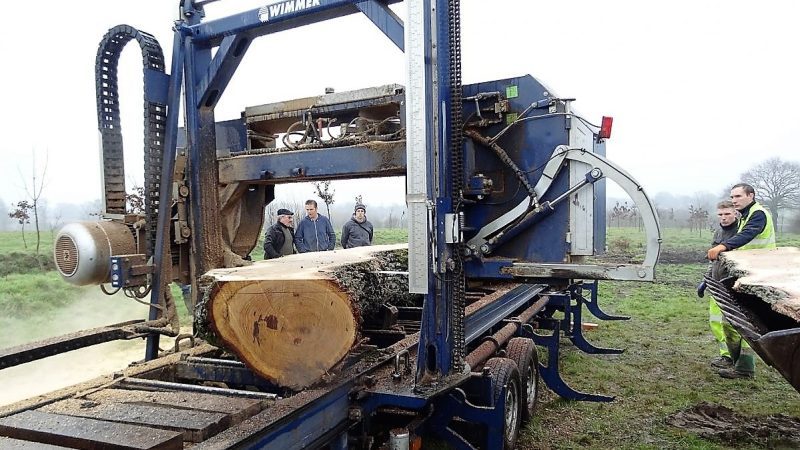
[1,0,798,211]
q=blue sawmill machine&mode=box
[0,0,675,448]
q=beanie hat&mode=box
[277,208,293,216]
[354,203,366,213]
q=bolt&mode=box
[348,407,362,422]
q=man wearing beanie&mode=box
[341,203,373,249]
[263,208,296,259]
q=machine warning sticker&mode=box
[259,0,322,23]
[505,85,518,99]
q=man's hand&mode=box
[697,281,706,298]
[707,244,727,261]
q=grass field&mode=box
[1,227,798,448]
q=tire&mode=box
[484,357,522,450]
[506,337,540,423]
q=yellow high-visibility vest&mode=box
[737,202,776,250]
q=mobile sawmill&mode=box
[2,0,795,448]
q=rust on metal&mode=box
[0,410,183,450]
[0,320,145,370]
[40,399,227,443]
[464,296,550,369]
[84,388,265,425]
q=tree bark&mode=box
[720,247,800,322]
[196,244,413,389]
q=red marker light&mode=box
[599,116,613,140]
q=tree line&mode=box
[6,157,800,243]
[608,157,800,234]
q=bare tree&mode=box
[740,157,800,231]
[49,210,63,237]
[9,200,33,249]
[313,181,336,219]
[18,150,49,254]
[691,191,716,214]
[687,205,709,236]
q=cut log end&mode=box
[208,279,357,389]
[197,244,410,389]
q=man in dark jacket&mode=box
[697,200,739,369]
[295,200,336,252]
[263,208,296,259]
[341,203,374,249]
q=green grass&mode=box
[607,226,800,251]
[0,272,81,317]
[0,230,55,254]
[373,228,408,245]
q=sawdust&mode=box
[667,402,800,448]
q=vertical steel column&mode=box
[410,0,464,382]
[183,1,225,281]
[144,27,188,360]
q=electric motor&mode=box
[53,221,137,286]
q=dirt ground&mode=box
[667,402,800,449]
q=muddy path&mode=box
[667,402,800,448]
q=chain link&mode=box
[448,0,466,368]
[96,26,167,258]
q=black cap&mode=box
[277,208,293,216]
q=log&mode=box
[720,247,800,322]
[196,244,414,389]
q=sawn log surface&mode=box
[197,244,410,389]
[721,247,800,322]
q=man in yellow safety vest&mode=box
[706,183,776,379]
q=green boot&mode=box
[720,326,755,378]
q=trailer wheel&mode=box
[506,337,539,422]
[485,357,522,450]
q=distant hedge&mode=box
[0,252,56,277]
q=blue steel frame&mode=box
[153,0,463,382]
[147,0,407,358]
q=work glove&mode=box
[697,281,706,298]
[707,244,727,261]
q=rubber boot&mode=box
[720,325,755,379]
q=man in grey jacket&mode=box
[341,203,374,249]
[697,200,739,369]
[294,200,336,252]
